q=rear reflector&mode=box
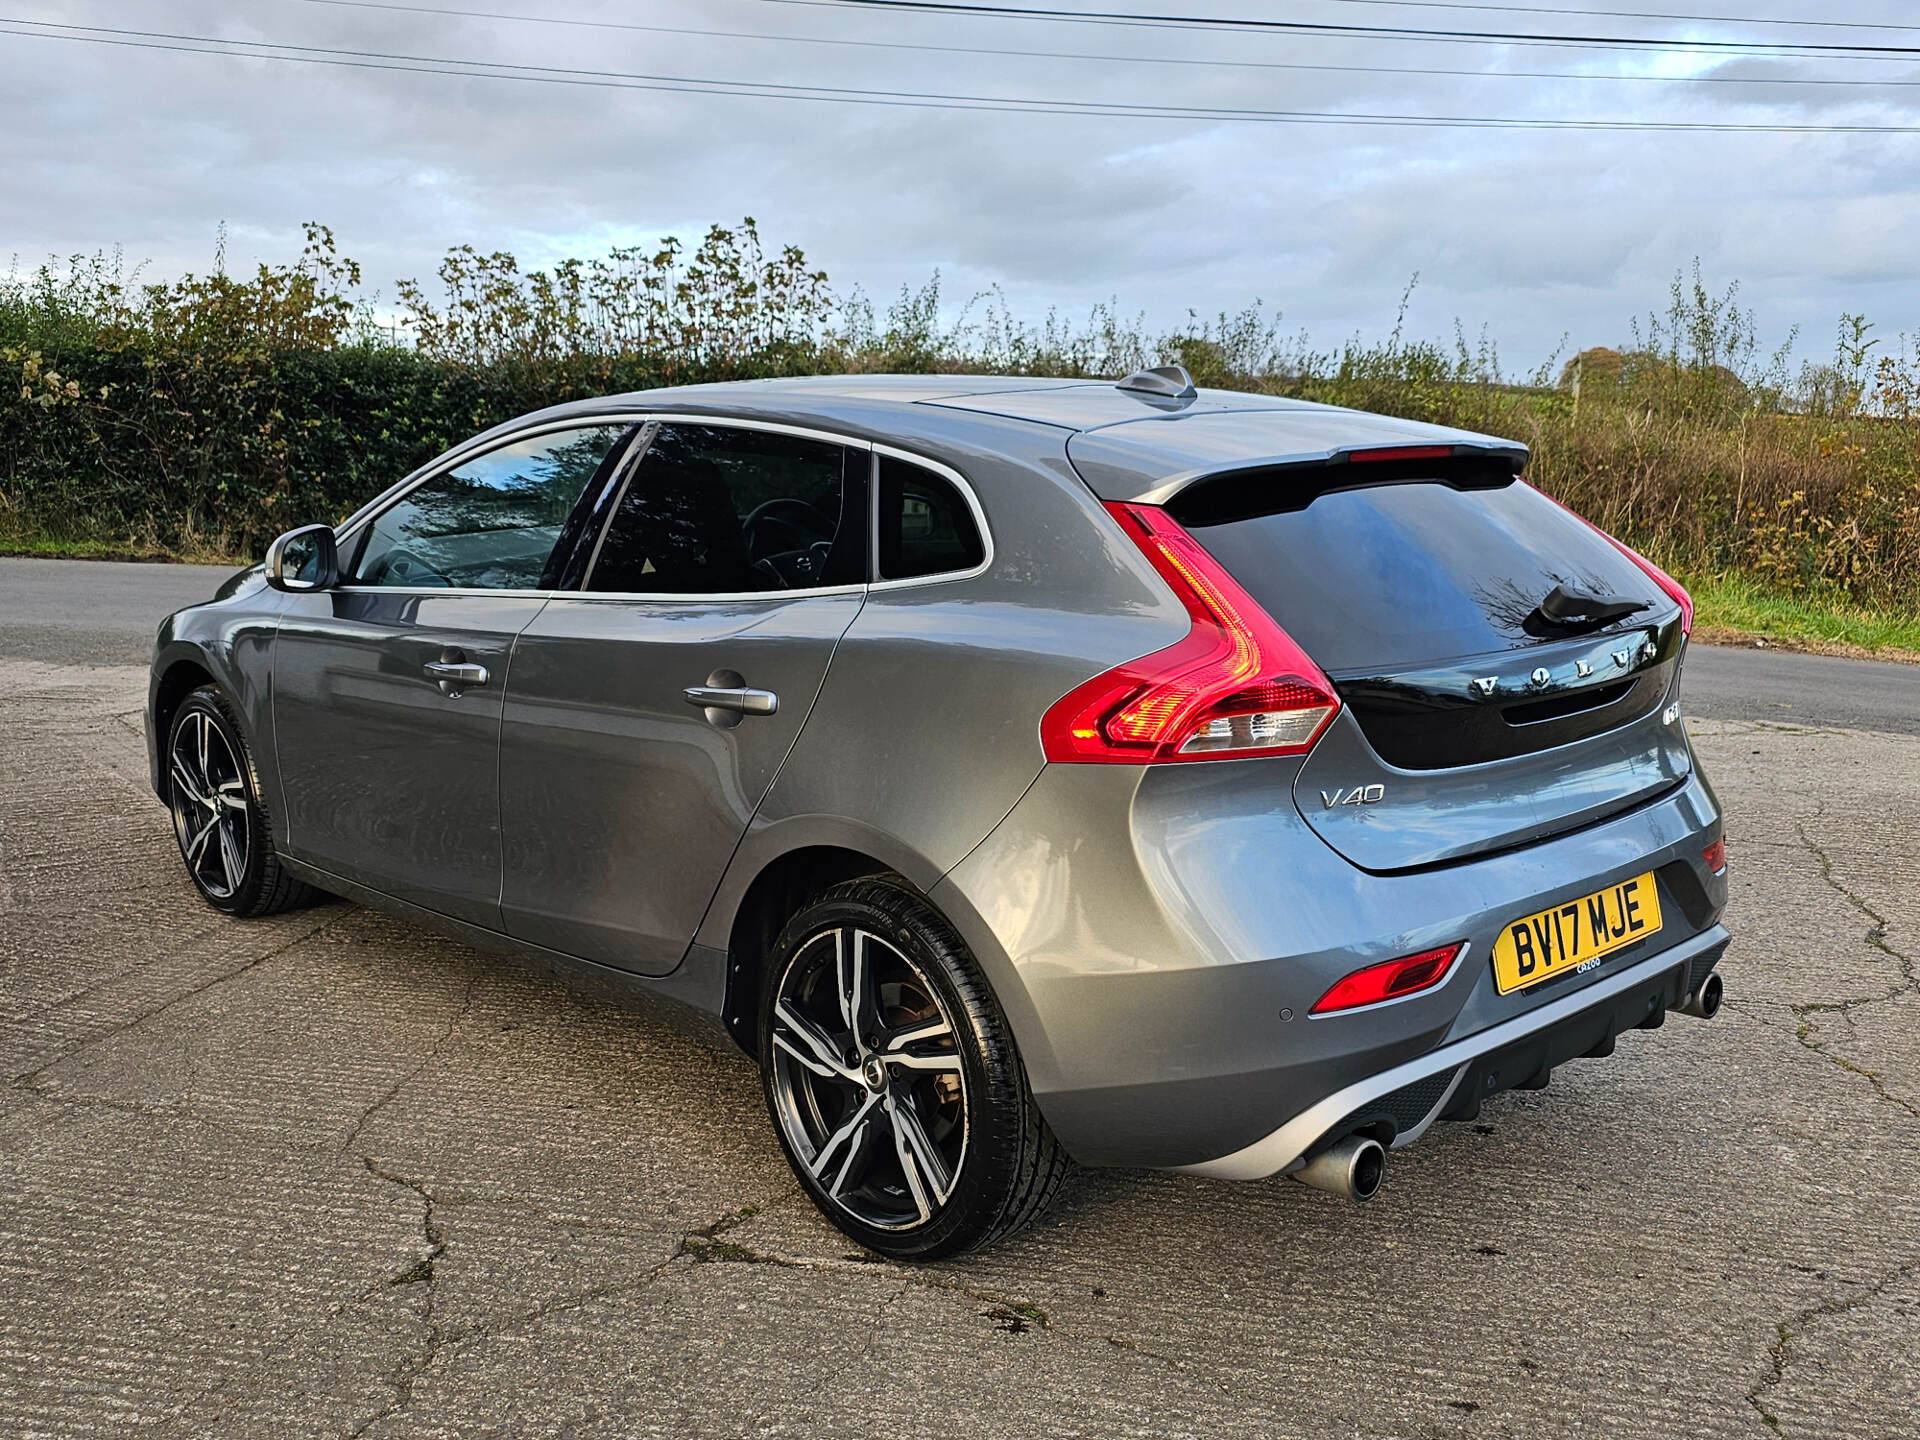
[1311,944,1465,1016]
[1703,837,1727,874]
[1533,485,1694,635]
[1040,503,1341,763]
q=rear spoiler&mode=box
[1166,443,1529,527]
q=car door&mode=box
[271,422,635,928]
[498,420,869,975]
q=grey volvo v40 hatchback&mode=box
[147,368,1730,1258]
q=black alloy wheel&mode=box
[166,686,314,916]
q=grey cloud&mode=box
[4,0,1917,368]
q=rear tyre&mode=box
[166,686,317,917]
[758,878,1071,1259]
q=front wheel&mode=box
[758,879,1070,1259]
[166,686,316,916]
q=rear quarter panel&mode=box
[693,417,1190,1009]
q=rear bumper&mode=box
[934,754,1728,1171]
[1178,924,1728,1179]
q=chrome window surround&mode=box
[868,441,995,592]
[328,413,996,601]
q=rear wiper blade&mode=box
[1525,583,1649,636]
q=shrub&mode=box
[2,225,1915,612]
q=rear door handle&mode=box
[424,659,489,692]
[682,685,778,716]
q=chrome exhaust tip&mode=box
[1291,1135,1387,1203]
[1680,971,1724,1021]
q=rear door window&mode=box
[877,454,985,580]
[1188,481,1669,673]
[583,424,864,594]
[350,424,629,589]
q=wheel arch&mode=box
[148,645,228,800]
[717,842,903,1056]
[152,655,218,752]
[701,818,1053,1088]
[147,630,279,824]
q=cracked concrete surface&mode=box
[2,659,1916,1438]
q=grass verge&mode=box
[0,526,244,565]
[1687,573,1920,664]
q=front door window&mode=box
[351,424,628,590]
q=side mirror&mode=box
[265,525,340,592]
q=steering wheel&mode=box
[743,498,835,565]
[366,548,453,588]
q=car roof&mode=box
[519,374,1529,504]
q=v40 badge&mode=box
[1320,784,1386,809]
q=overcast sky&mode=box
[4,0,1918,372]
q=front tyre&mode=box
[166,686,316,917]
[759,878,1070,1260]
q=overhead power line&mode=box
[281,0,1920,87]
[2,16,1918,132]
[291,0,1920,39]
[1153,0,1920,31]
[748,0,1920,58]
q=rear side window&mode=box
[878,454,985,581]
[1189,481,1669,673]
[584,423,864,594]
[350,424,628,589]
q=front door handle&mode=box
[682,685,778,716]
[424,659,489,694]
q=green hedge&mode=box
[4,227,1917,612]
[0,342,830,554]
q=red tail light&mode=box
[1533,485,1694,635]
[1703,837,1727,874]
[1040,503,1341,764]
[1311,943,1465,1016]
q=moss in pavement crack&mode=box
[350,1156,448,1437]
[1745,1263,1915,1433]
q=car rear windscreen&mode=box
[1185,480,1670,674]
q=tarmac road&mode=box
[0,556,243,667]
[2,560,1917,1437]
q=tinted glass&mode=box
[878,455,984,580]
[585,424,862,594]
[352,425,627,589]
[1192,481,1669,673]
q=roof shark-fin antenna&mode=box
[1116,364,1198,401]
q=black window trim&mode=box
[567,419,659,591]
[539,422,650,590]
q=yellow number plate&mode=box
[1492,872,1663,995]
